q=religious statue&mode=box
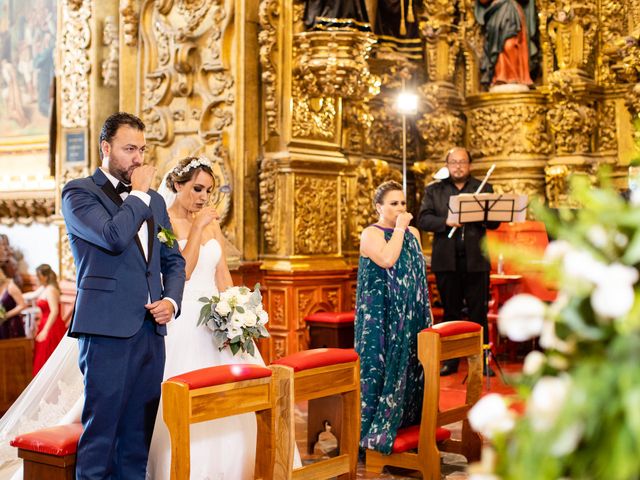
[475,0,539,90]
[374,0,421,60]
[304,0,371,31]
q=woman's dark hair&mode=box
[165,157,215,193]
[373,180,403,207]
[98,112,145,159]
[36,264,59,291]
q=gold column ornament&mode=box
[547,2,598,80]
[466,91,550,201]
[101,15,119,88]
[119,0,139,46]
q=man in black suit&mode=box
[417,147,500,375]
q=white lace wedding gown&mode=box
[1,238,299,480]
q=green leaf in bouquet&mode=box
[247,340,255,356]
[258,325,269,338]
[199,297,211,303]
[198,303,212,326]
[230,342,241,355]
[248,289,262,308]
[235,306,245,314]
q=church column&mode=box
[57,0,119,285]
[258,0,377,359]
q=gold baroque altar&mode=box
[4,0,640,360]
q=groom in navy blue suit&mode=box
[62,112,186,479]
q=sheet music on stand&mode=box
[447,193,528,224]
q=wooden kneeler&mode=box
[365,321,483,479]
[273,348,360,480]
[162,363,294,480]
[10,423,83,480]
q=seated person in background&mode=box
[0,268,26,339]
[24,264,67,375]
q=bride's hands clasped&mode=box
[193,206,220,229]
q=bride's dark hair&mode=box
[165,156,215,193]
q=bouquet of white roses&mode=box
[198,284,269,356]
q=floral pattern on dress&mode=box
[355,226,432,454]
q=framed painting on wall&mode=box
[0,0,56,189]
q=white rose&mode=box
[230,312,244,329]
[591,283,635,319]
[498,294,546,342]
[227,325,242,339]
[258,310,269,325]
[527,375,571,432]
[157,231,168,243]
[215,300,232,316]
[522,350,546,376]
[468,393,515,439]
[244,313,257,327]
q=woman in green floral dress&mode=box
[355,180,432,454]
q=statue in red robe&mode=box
[475,0,539,88]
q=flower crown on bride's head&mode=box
[173,156,213,177]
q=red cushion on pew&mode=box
[391,425,452,454]
[10,423,83,456]
[304,311,355,324]
[424,320,481,337]
[167,364,272,389]
[273,348,358,372]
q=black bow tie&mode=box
[116,182,132,195]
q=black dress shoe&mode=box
[483,365,496,377]
[440,364,459,376]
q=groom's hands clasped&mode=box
[145,299,175,324]
[130,164,156,192]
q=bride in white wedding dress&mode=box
[0,156,299,480]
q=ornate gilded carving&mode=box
[365,99,404,158]
[545,164,570,209]
[294,176,338,255]
[258,0,280,137]
[120,0,139,46]
[342,101,374,153]
[139,0,234,223]
[297,290,314,318]
[60,228,76,283]
[0,198,55,226]
[258,157,279,253]
[61,0,91,128]
[416,83,464,160]
[626,83,640,118]
[547,3,598,78]
[546,72,595,154]
[293,30,377,99]
[599,101,617,153]
[597,0,627,84]
[291,81,337,141]
[467,102,551,158]
[420,1,458,83]
[270,289,286,327]
[101,16,119,88]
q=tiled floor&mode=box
[297,356,522,479]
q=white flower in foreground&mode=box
[631,189,640,206]
[544,240,573,263]
[591,283,635,319]
[550,421,584,456]
[528,375,571,432]
[498,294,546,341]
[468,393,515,439]
[258,310,269,325]
[523,350,546,376]
[590,263,638,319]
[586,225,609,249]
[244,313,257,328]
[539,319,573,354]
[214,299,232,316]
[562,250,607,285]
